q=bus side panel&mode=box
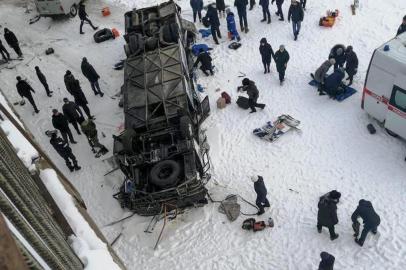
[363,63,394,122]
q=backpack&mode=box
[242,218,255,230]
[221,91,231,104]
[228,42,241,50]
[236,96,250,110]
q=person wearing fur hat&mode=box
[328,44,346,70]
[396,15,406,36]
[318,252,335,270]
[251,175,270,215]
[239,78,266,113]
[317,190,340,241]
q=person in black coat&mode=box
[78,1,98,34]
[0,39,10,62]
[272,0,285,21]
[274,45,290,84]
[70,79,93,119]
[216,0,226,18]
[52,109,77,144]
[324,68,345,98]
[300,0,306,10]
[396,15,406,36]
[4,28,22,57]
[287,0,304,41]
[259,0,271,23]
[35,66,53,97]
[50,132,81,172]
[16,76,39,113]
[193,49,214,76]
[240,78,266,113]
[234,0,249,33]
[62,98,83,135]
[190,0,203,23]
[317,191,340,240]
[344,46,358,86]
[81,57,104,96]
[64,70,77,95]
[251,175,270,215]
[328,44,346,70]
[259,37,275,74]
[205,4,222,45]
[318,252,335,270]
[351,199,381,247]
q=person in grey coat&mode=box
[311,58,335,95]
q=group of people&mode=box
[0,28,22,62]
[311,44,359,98]
[259,38,290,84]
[13,56,107,172]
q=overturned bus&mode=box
[113,2,211,216]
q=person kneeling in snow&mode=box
[50,132,81,172]
[323,67,345,99]
[252,175,270,215]
[239,78,266,113]
[78,117,108,156]
[351,199,380,247]
[226,9,241,42]
[318,252,335,270]
[193,49,214,76]
[312,58,335,95]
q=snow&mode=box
[40,169,120,270]
[0,0,405,269]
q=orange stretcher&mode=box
[319,9,339,27]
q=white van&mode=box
[34,0,81,17]
[362,32,406,138]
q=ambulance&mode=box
[34,0,81,17]
[362,32,406,138]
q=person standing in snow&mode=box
[62,98,83,135]
[317,190,340,241]
[64,70,77,95]
[328,44,346,70]
[81,57,104,97]
[300,0,306,10]
[251,175,270,215]
[239,78,266,113]
[216,0,226,18]
[287,0,304,41]
[311,58,335,95]
[234,0,249,33]
[274,45,290,85]
[345,46,358,86]
[396,15,406,36]
[35,66,53,97]
[259,37,275,74]
[351,199,381,247]
[52,109,77,144]
[318,252,335,270]
[204,4,222,45]
[193,49,214,76]
[226,9,241,41]
[0,38,10,62]
[78,117,108,156]
[70,79,93,119]
[4,28,22,58]
[190,0,203,23]
[78,1,98,34]
[259,0,271,24]
[16,76,40,114]
[272,0,285,21]
[50,132,81,172]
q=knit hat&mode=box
[329,58,336,65]
[66,70,71,75]
[346,45,353,52]
[280,44,285,50]
[260,37,267,44]
[329,190,341,200]
[63,98,69,103]
[251,175,258,182]
[242,78,250,86]
[16,76,21,81]
[336,47,344,55]
[52,109,58,114]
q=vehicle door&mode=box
[384,75,406,139]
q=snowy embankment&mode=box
[0,0,405,269]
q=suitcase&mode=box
[221,91,231,104]
[217,97,226,109]
[236,96,250,110]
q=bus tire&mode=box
[150,160,180,188]
[69,4,78,18]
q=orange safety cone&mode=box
[102,7,111,17]
[111,28,120,38]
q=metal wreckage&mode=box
[113,1,212,216]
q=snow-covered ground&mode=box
[0,0,405,269]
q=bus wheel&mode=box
[385,128,398,138]
[69,4,78,18]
